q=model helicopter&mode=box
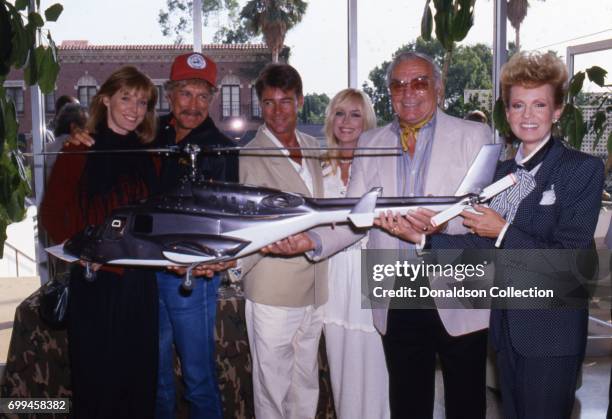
[46,143,514,289]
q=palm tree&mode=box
[507,0,543,51]
[240,0,308,62]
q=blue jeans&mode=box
[155,271,222,419]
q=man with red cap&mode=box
[154,52,237,419]
[155,52,238,189]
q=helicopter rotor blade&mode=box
[207,146,402,152]
[24,145,402,157]
[23,146,181,156]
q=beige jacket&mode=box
[313,110,493,335]
[239,126,328,307]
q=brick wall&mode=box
[4,42,273,141]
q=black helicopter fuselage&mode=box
[64,177,466,267]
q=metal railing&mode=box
[2,241,36,277]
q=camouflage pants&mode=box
[0,285,336,419]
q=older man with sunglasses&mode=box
[370,51,492,419]
[268,51,493,419]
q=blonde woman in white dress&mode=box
[321,89,390,419]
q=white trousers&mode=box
[245,300,324,419]
[324,323,390,419]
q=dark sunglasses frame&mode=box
[389,76,431,96]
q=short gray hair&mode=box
[385,51,441,90]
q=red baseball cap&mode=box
[170,52,217,87]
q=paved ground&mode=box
[0,275,610,417]
[0,276,41,378]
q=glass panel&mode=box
[518,0,612,164]
[231,85,240,116]
[222,85,231,118]
[358,2,494,123]
[6,87,24,113]
[45,92,56,114]
[572,49,612,159]
[155,85,170,113]
[78,87,87,105]
[89,87,97,103]
[78,86,98,107]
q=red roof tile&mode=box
[59,41,269,51]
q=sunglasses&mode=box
[389,76,431,96]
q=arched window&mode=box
[220,74,241,119]
[76,73,98,107]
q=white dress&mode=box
[322,163,390,419]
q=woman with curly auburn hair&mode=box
[388,51,604,419]
[41,65,160,418]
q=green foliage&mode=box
[158,0,307,61]
[492,95,511,137]
[0,0,61,252]
[557,67,609,150]
[421,0,476,106]
[14,0,27,11]
[37,35,60,93]
[363,63,393,124]
[559,103,586,149]
[591,110,607,150]
[421,1,433,41]
[586,66,607,87]
[0,2,12,77]
[239,0,307,62]
[299,93,329,124]
[44,3,63,22]
[27,11,44,28]
[567,72,585,100]
[362,39,492,124]
[450,0,474,41]
[213,25,251,44]
[426,0,475,50]
[158,0,248,44]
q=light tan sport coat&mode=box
[239,126,328,307]
[312,110,493,335]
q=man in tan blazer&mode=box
[268,52,492,419]
[239,63,327,419]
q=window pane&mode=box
[6,88,24,113]
[222,85,231,118]
[231,86,240,116]
[78,87,87,105]
[78,86,97,107]
[45,92,56,114]
[251,88,261,118]
[155,85,170,112]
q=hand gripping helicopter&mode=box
[46,142,514,289]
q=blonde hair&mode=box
[501,51,568,108]
[86,66,158,143]
[323,89,376,173]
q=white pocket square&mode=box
[539,185,556,205]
